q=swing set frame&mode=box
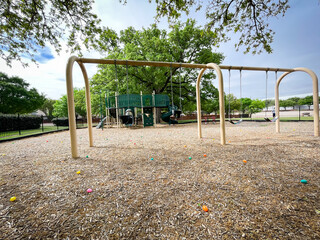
[66,56,319,158]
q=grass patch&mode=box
[0,126,69,141]
[0,123,98,141]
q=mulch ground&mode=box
[0,122,319,239]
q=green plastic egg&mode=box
[301,179,307,184]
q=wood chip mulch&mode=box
[0,122,319,239]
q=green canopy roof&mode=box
[106,94,170,108]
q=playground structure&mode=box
[66,56,319,158]
[103,93,180,128]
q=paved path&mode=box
[252,110,317,118]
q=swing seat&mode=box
[264,117,278,122]
[229,119,242,125]
[234,119,243,124]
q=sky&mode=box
[1,0,320,101]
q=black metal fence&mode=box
[0,114,98,141]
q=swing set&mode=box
[227,68,280,124]
[66,56,319,158]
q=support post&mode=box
[18,114,21,135]
[115,92,119,128]
[196,63,226,145]
[41,116,44,132]
[66,56,79,158]
[105,93,109,127]
[140,91,144,127]
[275,68,319,136]
[152,91,156,126]
[78,62,93,147]
[134,107,137,126]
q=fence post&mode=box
[42,116,44,132]
[18,114,21,135]
[57,116,59,130]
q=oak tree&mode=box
[91,20,224,113]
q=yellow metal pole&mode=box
[295,68,319,136]
[78,62,93,147]
[275,68,319,136]
[207,63,226,145]
[66,56,79,158]
[275,76,281,133]
[196,63,226,145]
[78,58,294,72]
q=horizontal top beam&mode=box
[77,57,294,72]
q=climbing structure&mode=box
[106,93,179,127]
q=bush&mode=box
[0,114,42,132]
[52,118,69,126]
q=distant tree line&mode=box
[0,72,45,114]
[223,95,317,117]
[0,72,101,120]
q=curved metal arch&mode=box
[196,63,226,145]
[66,56,94,158]
[275,68,319,136]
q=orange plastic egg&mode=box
[202,205,208,212]
[243,160,247,164]
[203,154,207,157]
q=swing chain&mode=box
[126,60,129,109]
[265,69,269,116]
[239,68,243,119]
[179,63,182,111]
[114,59,118,93]
[228,68,231,120]
[170,63,174,108]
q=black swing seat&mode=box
[265,117,278,122]
[229,119,242,125]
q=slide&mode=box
[96,117,107,129]
[161,111,178,124]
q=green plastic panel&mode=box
[106,94,170,108]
